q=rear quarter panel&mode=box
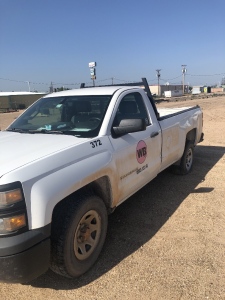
[158,106,203,171]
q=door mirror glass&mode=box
[112,118,146,138]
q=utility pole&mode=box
[156,69,161,96]
[25,81,30,92]
[49,82,54,93]
[181,65,187,94]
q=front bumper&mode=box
[0,225,51,283]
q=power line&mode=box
[0,77,49,86]
[165,75,182,81]
[0,77,28,83]
[187,73,225,77]
[1,72,225,89]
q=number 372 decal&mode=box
[90,139,102,148]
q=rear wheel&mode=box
[179,141,194,174]
[51,194,108,278]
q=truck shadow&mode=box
[30,145,225,290]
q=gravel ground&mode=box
[0,95,224,300]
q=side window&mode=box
[113,92,150,126]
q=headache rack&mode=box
[80,77,159,119]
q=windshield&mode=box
[7,95,112,138]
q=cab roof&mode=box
[44,86,142,98]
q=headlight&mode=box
[0,188,23,208]
[0,183,28,235]
[0,214,26,234]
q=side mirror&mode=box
[112,119,146,138]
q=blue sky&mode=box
[0,0,224,92]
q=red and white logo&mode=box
[136,140,147,164]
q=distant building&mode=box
[211,87,225,93]
[149,84,187,96]
[164,90,183,97]
[192,86,203,95]
[0,92,46,111]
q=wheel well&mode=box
[52,176,113,218]
[88,176,113,213]
[186,128,196,143]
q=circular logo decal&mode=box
[136,140,147,164]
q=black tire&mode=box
[179,141,194,175]
[50,194,108,278]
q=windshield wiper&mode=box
[28,129,64,134]
[6,128,71,135]
[6,128,28,133]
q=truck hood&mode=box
[0,131,87,177]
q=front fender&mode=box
[29,149,114,229]
[0,136,117,230]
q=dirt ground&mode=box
[0,95,224,300]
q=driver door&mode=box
[109,91,161,205]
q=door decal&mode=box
[136,140,147,164]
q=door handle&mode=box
[151,131,159,138]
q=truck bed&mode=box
[158,106,199,119]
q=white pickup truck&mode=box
[0,78,203,283]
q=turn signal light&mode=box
[0,214,26,233]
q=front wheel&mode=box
[51,194,108,278]
[179,141,194,174]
